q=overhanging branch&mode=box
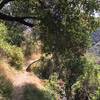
[26,59,41,72]
[0,12,35,27]
[0,0,39,27]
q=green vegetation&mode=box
[0,23,24,69]
[72,54,100,100]
[24,84,55,100]
[0,75,13,100]
[45,73,65,99]
[0,0,99,100]
[0,41,24,69]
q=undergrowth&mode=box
[0,74,13,100]
[24,84,55,100]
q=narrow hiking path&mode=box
[11,55,44,100]
[0,59,44,100]
[0,51,43,100]
[11,71,43,100]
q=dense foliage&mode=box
[0,23,24,69]
[0,74,13,100]
[0,0,99,100]
[24,84,55,100]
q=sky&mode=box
[94,12,100,17]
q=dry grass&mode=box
[0,60,16,81]
[0,60,44,88]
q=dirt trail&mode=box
[0,61,44,100]
[11,52,43,100]
[11,71,43,100]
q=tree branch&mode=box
[26,59,41,72]
[0,0,14,10]
[0,0,39,27]
[0,12,35,27]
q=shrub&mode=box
[0,40,24,69]
[0,74,13,100]
[0,22,24,69]
[7,30,24,47]
[72,53,100,100]
[9,46,24,69]
[24,39,35,57]
[45,73,66,100]
[0,23,7,41]
[24,84,55,100]
[32,56,54,79]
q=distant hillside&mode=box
[89,41,100,56]
[89,28,100,56]
[92,28,100,44]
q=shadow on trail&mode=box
[12,83,55,100]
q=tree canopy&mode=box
[0,0,99,27]
[0,0,100,100]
